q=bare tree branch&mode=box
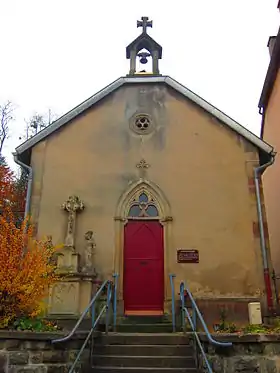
[18,108,58,142]
[0,101,15,154]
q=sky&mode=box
[0,0,279,169]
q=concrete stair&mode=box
[91,332,198,373]
[115,315,175,333]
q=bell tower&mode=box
[126,17,162,76]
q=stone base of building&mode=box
[47,296,265,332]
[115,297,262,331]
[187,297,262,331]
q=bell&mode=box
[140,56,148,64]
[137,52,151,65]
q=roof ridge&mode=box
[15,76,273,156]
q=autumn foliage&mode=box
[0,162,15,206]
[0,161,26,218]
[0,162,59,328]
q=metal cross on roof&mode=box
[137,16,153,34]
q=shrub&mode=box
[0,163,15,207]
[0,162,26,226]
[0,206,60,328]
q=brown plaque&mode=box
[177,249,199,263]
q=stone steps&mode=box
[91,332,198,373]
[115,323,174,333]
[94,344,193,356]
[92,367,197,373]
[92,355,195,368]
[96,333,190,345]
[115,315,188,333]
[115,316,174,333]
[117,316,171,324]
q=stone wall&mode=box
[198,333,280,373]
[0,331,94,373]
[176,297,259,329]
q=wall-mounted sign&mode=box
[177,249,199,263]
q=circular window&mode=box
[130,113,154,135]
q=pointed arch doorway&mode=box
[124,191,164,315]
[115,181,172,316]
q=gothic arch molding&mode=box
[115,178,172,220]
[114,178,173,313]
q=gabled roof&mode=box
[126,33,162,58]
[15,75,273,157]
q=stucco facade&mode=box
[262,70,280,274]
[26,83,269,315]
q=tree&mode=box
[0,153,60,329]
[0,101,15,154]
[0,206,60,327]
[19,109,58,141]
[0,161,26,226]
[16,109,58,220]
[0,161,15,209]
[0,155,7,167]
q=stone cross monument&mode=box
[49,195,94,316]
[62,195,85,248]
[56,195,85,273]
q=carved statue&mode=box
[61,195,85,248]
[82,230,96,274]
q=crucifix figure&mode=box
[137,16,153,34]
[136,159,150,178]
[62,195,85,248]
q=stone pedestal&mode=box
[49,280,80,315]
[48,274,97,316]
[57,246,79,274]
[48,195,99,316]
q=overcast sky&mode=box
[0,0,279,168]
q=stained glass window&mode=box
[139,193,149,203]
[128,205,142,217]
[128,192,159,218]
[146,205,158,217]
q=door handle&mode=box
[139,261,148,266]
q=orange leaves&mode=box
[0,163,58,327]
[0,206,59,327]
[0,164,15,206]
[0,163,26,217]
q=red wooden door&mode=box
[124,221,164,314]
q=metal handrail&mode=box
[169,274,176,332]
[52,280,109,344]
[179,281,232,373]
[112,273,119,330]
[180,282,232,347]
[52,274,119,373]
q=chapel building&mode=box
[14,17,275,324]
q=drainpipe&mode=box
[259,107,265,139]
[254,154,275,312]
[13,152,33,220]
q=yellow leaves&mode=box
[0,206,60,327]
